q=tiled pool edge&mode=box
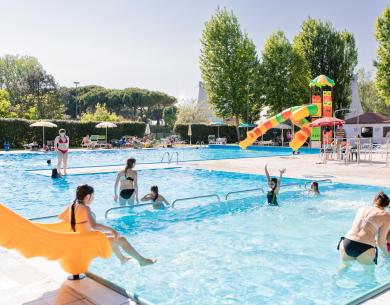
[344,281,390,304]
[87,272,156,305]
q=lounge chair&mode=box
[81,136,94,149]
[216,137,227,145]
[208,135,216,144]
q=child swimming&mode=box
[308,181,320,195]
[141,186,170,209]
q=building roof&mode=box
[345,112,390,124]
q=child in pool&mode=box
[141,186,170,209]
[308,181,320,195]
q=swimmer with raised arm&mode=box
[59,184,156,266]
[114,158,139,206]
[141,186,170,209]
[264,164,286,205]
[338,191,390,268]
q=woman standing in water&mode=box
[264,164,286,205]
[114,158,139,206]
[54,129,69,175]
[338,191,390,268]
[59,184,156,265]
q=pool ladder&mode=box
[161,152,179,164]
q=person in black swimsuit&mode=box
[114,158,139,206]
[264,164,286,205]
[338,191,390,268]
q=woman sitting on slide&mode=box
[114,158,139,206]
[59,184,156,266]
[338,191,390,268]
[141,185,170,209]
[264,164,286,205]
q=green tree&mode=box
[260,30,310,114]
[375,6,390,105]
[80,103,120,122]
[293,18,358,112]
[0,54,62,118]
[163,105,178,128]
[358,68,390,115]
[0,89,14,117]
[200,7,261,140]
[176,102,209,124]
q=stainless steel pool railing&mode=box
[161,152,170,163]
[225,187,265,200]
[105,202,156,219]
[169,152,179,164]
[171,194,221,208]
[303,179,333,189]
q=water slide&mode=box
[239,104,318,151]
[0,204,112,275]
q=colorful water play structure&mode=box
[240,74,336,151]
[0,204,112,278]
[239,104,319,151]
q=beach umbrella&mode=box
[273,123,292,146]
[239,123,257,133]
[309,75,335,88]
[95,122,117,143]
[29,121,57,147]
[187,124,192,145]
[309,117,344,127]
[210,121,226,138]
[145,124,151,135]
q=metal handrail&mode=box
[29,215,58,221]
[225,187,264,200]
[280,183,302,188]
[105,202,156,219]
[161,152,170,163]
[171,194,220,208]
[303,179,333,189]
[169,152,179,164]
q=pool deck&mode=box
[1,152,390,305]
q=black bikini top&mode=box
[125,173,134,181]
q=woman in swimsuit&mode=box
[338,191,390,268]
[54,129,69,175]
[59,184,156,265]
[141,186,170,209]
[114,158,139,206]
[264,164,286,205]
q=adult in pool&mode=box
[141,185,170,209]
[54,129,69,175]
[264,164,286,205]
[114,158,139,206]
[59,184,156,265]
[338,191,390,268]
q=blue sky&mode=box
[0,0,388,99]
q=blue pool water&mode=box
[0,149,388,305]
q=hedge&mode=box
[0,118,146,148]
[174,123,279,144]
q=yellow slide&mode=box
[0,204,112,275]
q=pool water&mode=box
[0,149,388,305]
[3,146,299,170]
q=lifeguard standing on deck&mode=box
[54,129,69,176]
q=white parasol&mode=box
[29,121,58,147]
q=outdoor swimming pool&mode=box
[0,149,388,305]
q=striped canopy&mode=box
[309,75,335,88]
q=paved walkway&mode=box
[0,249,135,305]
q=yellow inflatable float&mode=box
[239,104,318,151]
[0,204,112,278]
